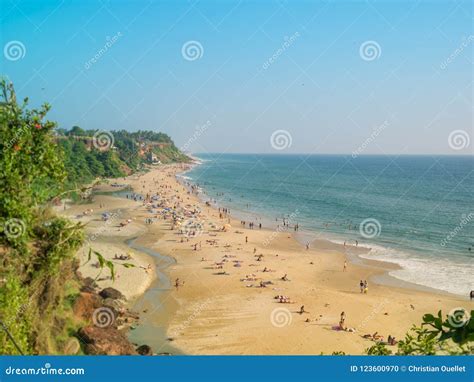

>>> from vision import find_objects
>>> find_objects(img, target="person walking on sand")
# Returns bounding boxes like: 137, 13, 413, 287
359, 280, 364, 293
245, 236, 248, 243
299, 305, 306, 314
363, 280, 368, 294
343, 260, 347, 272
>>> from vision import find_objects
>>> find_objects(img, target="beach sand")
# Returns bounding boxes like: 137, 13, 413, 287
69, 165, 473, 355
63, 189, 156, 300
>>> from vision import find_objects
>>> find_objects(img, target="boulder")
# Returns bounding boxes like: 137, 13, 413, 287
78, 326, 137, 355
102, 297, 124, 311
81, 277, 98, 293
73, 292, 103, 322
136, 344, 153, 356
99, 287, 125, 300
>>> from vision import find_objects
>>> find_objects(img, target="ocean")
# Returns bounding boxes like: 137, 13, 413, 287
181, 154, 473, 297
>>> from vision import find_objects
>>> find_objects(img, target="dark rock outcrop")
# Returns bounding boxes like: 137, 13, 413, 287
78, 326, 137, 355
99, 287, 125, 300
73, 292, 103, 322
136, 344, 153, 356
80, 277, 98, 293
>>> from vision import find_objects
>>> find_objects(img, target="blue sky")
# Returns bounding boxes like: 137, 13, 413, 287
1, 0, 472, 155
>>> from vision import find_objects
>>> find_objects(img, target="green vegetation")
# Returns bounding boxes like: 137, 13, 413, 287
2, 78, 471, 356
0, 80, 84, 354
0, 79, 188, 354
58, 127, 189, 186
85, 248, 135, 282
365, 309, 473, 355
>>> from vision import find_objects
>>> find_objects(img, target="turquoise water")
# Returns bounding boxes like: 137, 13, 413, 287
183, 154, 473, 296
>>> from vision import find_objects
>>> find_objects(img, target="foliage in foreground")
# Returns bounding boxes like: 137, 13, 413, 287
0, 80, 84, 354
365, 309, 473, 355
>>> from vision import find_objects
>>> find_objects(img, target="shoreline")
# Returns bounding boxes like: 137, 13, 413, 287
176, 166, 464, 300
179, 160, 471, 299
69, 164, 472, 355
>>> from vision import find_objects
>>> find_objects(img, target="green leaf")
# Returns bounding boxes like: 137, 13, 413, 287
433, 318, 443, 330
423, 314, 435, 323
84, 248, 92, 264
105, 260, 115, 282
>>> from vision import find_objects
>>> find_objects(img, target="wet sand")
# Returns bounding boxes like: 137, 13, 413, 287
69, 165, 473, 355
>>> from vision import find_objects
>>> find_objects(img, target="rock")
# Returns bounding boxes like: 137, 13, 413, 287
136, 344, 153, 356
64, 338, 81, 355
78, 326, 137, 355
80, 285, 96, 293
73, 292, 103, 322
102, 298, 123, 310
99, 287, 125, 300
82, 277, 98, 289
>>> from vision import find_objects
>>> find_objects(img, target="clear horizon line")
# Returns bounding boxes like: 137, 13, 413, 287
189, 152, 474, 157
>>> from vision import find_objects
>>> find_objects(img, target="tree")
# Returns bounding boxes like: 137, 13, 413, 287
0, 79, 65, 246
67, 125, 87, 136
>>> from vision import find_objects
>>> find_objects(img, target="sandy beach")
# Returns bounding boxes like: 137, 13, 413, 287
62, 185, 157, 300
68, 164, 473, 355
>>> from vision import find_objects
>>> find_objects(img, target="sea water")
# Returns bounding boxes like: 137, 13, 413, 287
183, 154, 473, 297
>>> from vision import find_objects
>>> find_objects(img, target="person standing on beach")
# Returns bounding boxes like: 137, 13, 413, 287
245, 236, 248, 243
343, 260, 347, 272
359, 280, 364, 293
